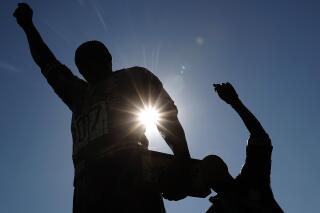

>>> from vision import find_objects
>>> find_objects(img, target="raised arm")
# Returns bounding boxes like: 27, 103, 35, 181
14, 3, 58, 69
14, 3, 87, 111
213, 83, 268, 139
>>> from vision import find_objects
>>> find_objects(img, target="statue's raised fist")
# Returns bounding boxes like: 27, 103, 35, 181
13, 3, 33, 28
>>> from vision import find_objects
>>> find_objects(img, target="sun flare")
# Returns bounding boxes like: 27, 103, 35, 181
138, 107, 160, 133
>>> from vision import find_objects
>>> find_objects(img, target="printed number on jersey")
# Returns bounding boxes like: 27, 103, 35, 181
72, 101, 108, 145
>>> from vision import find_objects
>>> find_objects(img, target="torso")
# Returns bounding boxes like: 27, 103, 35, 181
71, 68, 154, 164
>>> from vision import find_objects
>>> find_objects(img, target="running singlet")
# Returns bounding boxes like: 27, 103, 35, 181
42, 62, 177, 170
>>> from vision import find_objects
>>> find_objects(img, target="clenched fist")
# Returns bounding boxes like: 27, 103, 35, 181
213, 82, 239, 105
13, 3, 33, 28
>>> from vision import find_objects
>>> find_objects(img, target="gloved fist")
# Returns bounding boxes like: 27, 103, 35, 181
13, 3, 33, 28
213, 82, 239, 105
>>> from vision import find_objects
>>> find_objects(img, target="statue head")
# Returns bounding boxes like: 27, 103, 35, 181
75, 40, 112, 83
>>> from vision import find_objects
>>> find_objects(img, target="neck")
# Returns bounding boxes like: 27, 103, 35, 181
88, 71, 112, 85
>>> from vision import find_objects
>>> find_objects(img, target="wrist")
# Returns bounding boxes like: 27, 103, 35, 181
20, 21, 34, 31
247, 134, 271, 146
229, 97, 242, 107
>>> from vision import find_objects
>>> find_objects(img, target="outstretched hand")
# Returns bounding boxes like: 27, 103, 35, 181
213, 82, 239, 105
13, 3, 33, 28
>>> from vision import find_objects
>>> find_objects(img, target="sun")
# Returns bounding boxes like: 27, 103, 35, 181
138, 107, 160, 133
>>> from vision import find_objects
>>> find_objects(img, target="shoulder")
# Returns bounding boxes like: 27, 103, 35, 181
126, 66, 155, 76
114, 66, 162, 84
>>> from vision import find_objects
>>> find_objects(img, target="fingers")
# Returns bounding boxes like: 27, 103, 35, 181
14, 2, 31, 15
213, 83, 220, 92
213, 82, 235, 98
15, 2, 30, 13
213, 83, 224, 93
13, 2, 33, 25
17, 2, 30, 8
213, 82, 233, 89
213, 82, 228, 92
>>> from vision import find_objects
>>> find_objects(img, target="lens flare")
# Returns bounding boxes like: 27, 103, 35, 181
138, 107, 160, 133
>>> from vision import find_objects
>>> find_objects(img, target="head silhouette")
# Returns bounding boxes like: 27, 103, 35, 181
75, 40, 112, 83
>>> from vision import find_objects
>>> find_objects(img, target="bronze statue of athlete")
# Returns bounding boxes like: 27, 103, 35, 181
205, 82, 284, 213
14, 3, 191, 213
14, 2, 283, 213
141, 83, 284, 212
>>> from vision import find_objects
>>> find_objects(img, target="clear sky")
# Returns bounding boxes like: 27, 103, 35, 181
1, 0, 319, 212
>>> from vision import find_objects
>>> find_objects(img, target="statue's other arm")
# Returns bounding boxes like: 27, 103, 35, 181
156, 88, 191, 159
139, 68, 190, 159
214, 82, 270, 145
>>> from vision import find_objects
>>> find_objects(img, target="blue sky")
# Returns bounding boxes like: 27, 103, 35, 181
1, 0, 319, 212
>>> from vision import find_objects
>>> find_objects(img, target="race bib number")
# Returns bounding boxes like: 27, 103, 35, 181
72, 101, 109, 145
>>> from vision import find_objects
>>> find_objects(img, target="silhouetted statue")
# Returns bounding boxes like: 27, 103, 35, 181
139, 83, 284, 212
204, 82, 284, 213
14, 3, 191, 212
